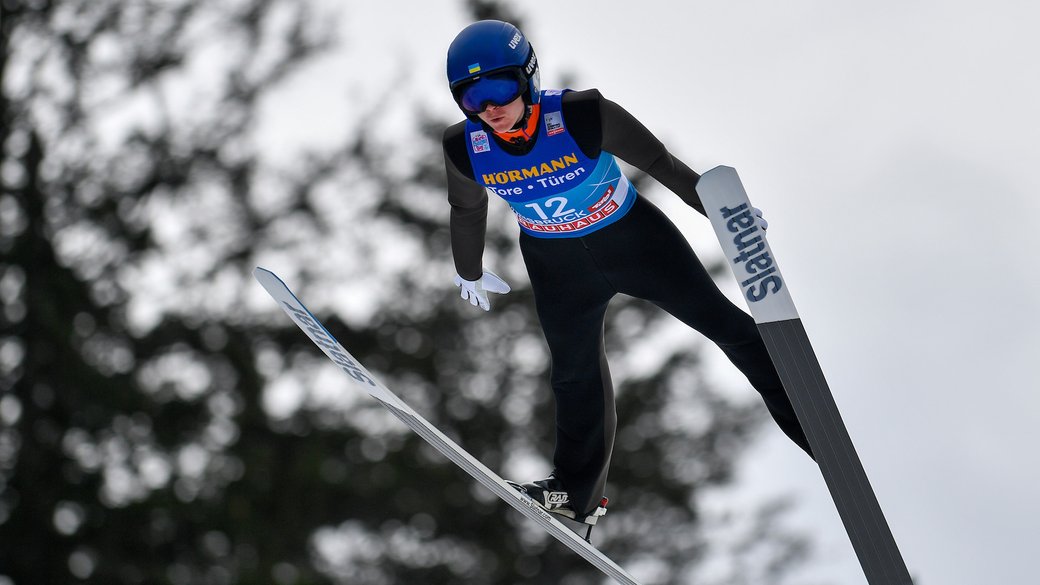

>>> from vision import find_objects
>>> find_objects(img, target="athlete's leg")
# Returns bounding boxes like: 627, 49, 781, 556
520, 234, 618, 514
592, 198, 813, 457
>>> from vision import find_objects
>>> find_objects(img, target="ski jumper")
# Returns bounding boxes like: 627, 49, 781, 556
443, 89, 813, 515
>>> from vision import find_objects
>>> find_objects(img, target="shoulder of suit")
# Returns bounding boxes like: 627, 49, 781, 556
561, 87, 604, 106
443, 120, 467, 146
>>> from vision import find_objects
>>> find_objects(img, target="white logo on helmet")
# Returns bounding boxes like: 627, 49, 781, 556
524, 53, 537, 76
509, 31, 522, 50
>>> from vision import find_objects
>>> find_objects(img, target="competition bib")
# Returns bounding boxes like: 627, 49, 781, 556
465, 89, 638, 238
508, 154, 632, 236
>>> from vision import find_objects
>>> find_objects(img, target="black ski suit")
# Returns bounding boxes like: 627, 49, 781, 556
442, 89, 813, 515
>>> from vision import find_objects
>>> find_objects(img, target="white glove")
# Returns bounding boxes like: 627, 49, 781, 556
752, 207, 768, 231
453, 269, 511, 311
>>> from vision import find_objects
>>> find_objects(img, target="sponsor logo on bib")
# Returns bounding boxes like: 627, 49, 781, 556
470, 130, 490, 154
545, 111, 565, 136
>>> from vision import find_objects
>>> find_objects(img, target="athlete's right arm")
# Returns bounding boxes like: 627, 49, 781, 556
442, 123, 489, 282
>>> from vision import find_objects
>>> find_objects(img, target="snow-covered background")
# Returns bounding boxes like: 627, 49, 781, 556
261, 1, 1040, 583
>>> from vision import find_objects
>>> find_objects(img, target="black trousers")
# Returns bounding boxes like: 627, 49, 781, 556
519, 196, 813, 515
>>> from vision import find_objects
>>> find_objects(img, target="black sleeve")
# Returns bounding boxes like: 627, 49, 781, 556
442, 122, 488, 282
562, 89, 706, 216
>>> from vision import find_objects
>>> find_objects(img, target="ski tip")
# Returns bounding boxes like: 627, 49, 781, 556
699, 165, 739, 183
703, 164, 736, 174
252, 266, 287, 293
696, 166, 747, 201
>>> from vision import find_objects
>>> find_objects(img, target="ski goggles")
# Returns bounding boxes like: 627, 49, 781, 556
455, 71, 524, 114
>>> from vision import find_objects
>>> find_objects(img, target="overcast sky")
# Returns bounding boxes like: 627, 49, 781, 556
257, 1, 1040, 583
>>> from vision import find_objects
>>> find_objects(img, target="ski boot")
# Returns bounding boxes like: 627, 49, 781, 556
506, 474, 609, 542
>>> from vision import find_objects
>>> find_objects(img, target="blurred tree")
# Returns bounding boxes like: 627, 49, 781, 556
0, 0, 815, 584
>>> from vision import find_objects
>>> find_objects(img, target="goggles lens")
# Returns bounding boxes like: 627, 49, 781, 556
458, 73, 522, 113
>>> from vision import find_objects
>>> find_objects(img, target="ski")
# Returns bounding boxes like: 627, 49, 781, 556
696, 166, 914, 585
252, 267, 642, 585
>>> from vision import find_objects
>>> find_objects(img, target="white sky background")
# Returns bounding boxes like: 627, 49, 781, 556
256, 1, 1040, 584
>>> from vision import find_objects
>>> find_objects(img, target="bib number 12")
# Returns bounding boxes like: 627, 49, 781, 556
525, 197, 576, 220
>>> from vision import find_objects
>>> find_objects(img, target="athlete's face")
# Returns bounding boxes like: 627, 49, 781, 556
477, 96, 525, 134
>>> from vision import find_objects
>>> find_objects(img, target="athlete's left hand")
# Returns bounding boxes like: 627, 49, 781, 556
753, 207, 768, 231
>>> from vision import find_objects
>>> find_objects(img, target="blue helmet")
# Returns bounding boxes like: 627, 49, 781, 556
446, 20, 540, 116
